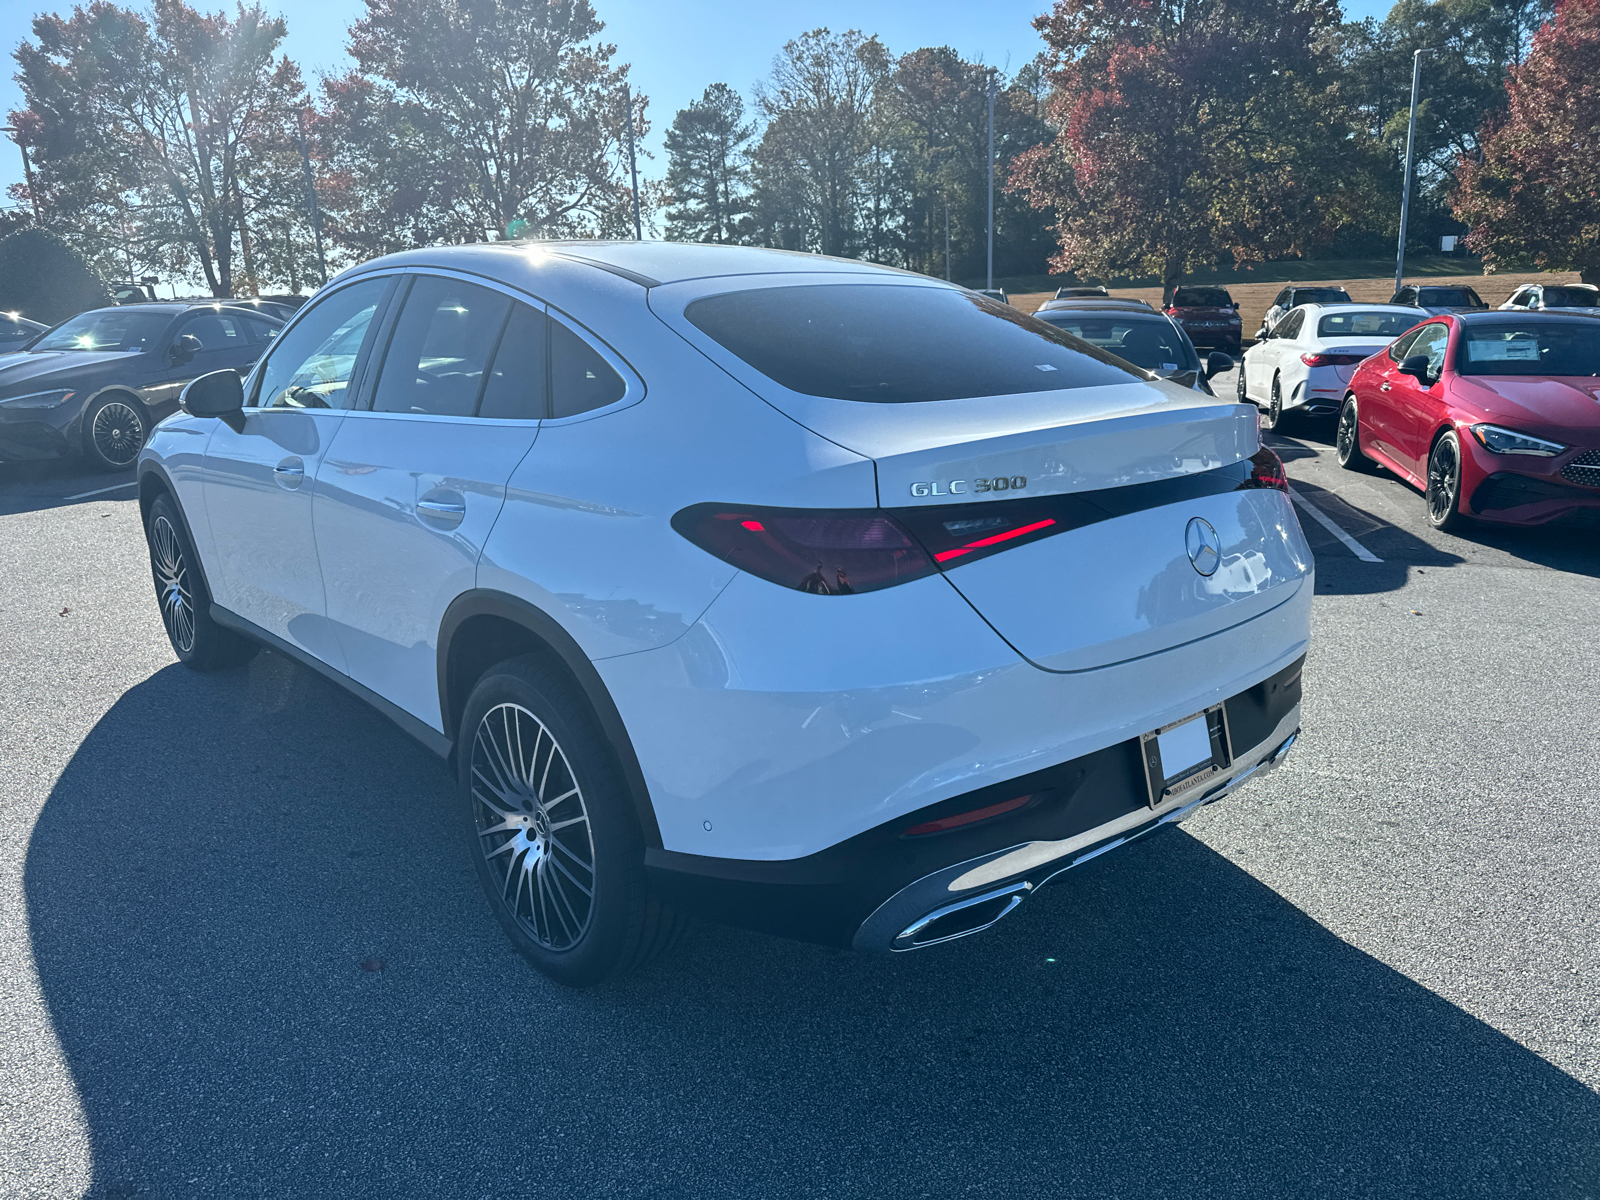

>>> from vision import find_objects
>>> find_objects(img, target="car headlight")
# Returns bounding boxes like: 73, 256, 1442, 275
0, 388, 75, 410
1469, 424, 1567, 457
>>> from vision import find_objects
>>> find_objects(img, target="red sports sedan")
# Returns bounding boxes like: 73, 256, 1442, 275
1335, 311, 1600, 530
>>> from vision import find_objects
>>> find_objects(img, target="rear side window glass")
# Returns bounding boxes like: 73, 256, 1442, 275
1542, 287, 1599, 308
177, 311, 249, 350
255, 277, 388, 410
1275, 310, 1305, 339
479, 302, 548, 420
371, 276, 512, 417
550, 320, 626, 417
241, 316, 281, 343
685, 284, 1142, 402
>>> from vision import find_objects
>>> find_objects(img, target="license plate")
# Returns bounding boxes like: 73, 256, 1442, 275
1139, 706, 1232, 808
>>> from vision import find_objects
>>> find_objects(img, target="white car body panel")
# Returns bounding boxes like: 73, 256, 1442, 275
1242, 303, 1419, 412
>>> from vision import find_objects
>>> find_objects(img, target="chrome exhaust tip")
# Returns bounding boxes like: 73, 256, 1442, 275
890, 881, 1031, 951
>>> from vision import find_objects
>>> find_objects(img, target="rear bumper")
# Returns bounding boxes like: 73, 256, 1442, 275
643, 657, 1305, 949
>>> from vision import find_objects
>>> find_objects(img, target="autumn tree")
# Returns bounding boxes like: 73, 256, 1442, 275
1453, 0, 1600, 283
664, 84, 754, 243
1011, 0, 1387, 301
13, 0, 313, 296
322, 0, 646, 251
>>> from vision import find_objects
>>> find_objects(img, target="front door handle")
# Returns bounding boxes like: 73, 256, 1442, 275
1379, 383, 1392, 392
273, 457, 305, 489
417, 494, 466, 528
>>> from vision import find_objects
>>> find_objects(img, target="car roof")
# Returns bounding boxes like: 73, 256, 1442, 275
70, 301, 285, 322
1454, 308, 1600, 323
1036, 298, 1156, 312
1293, 302, 1417, 314
1034, 304, 1171, 321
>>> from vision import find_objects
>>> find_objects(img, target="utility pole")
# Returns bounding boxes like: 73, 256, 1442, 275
294, 107, 328, 288
623, 83, 643, 241
944, 198, 951, 282
1394, 49, 1432, 296
1, 127, 40, 224
986, 71, 997, 292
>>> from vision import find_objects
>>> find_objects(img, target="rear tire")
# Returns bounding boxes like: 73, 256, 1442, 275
459, 656, 684, 987
1335, 396, 1374, 473
82, 394, 149, 472
1261, 374, 1294, 432
145, 494, 259, 670
1425, 430, 1468, 533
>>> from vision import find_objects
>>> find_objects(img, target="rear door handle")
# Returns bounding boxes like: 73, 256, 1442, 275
273, 457, 305, 489
1379, 383, 1392, 392
417, 493, 467, 528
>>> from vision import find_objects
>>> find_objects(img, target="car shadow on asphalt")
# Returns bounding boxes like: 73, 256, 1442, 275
25, 654, 1600, 1198
0, 457, 136, 515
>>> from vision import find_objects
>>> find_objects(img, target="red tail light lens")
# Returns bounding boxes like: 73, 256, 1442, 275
1238, 446, 1289, 492
902, 794, 1033, 837
671, 505, 937, 594
1300, 352, 1368, 367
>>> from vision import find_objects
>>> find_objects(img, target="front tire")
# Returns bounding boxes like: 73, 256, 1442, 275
82, 394, 148, 471
1335, 396, 1373, 473
145, 494, 259, 669
1236, 360, 1249, 403
1425, 430, 1468, 532
460, 657, 683, 987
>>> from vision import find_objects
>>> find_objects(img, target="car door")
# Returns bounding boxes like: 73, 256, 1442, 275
311, 272, 543, 730
1358, 326, 1425, 468
200, 275, 396, 668
1251, 307, 1301, 398
1385, 321, 1453, 475
151, 310, 256, 420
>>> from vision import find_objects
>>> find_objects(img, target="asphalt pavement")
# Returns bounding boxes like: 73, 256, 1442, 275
2, 401, 1598, 1198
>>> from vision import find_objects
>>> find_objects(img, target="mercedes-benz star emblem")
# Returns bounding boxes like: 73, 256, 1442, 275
1185, 517, 1222, 576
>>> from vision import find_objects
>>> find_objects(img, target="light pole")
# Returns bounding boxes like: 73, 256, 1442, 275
1394, 49, 1432, 296
986, 71, 997, 293
0, 127, 40, 224
623, 84, 643, 241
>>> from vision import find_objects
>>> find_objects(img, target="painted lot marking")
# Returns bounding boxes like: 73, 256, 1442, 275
63, 481, 138, 501
1289, 485, 1383, 563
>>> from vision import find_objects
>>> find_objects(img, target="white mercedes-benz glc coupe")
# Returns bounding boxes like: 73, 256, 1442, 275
138, 243, 1312, 986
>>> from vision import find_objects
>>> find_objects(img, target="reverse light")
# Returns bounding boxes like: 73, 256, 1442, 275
1300, 352, 1368, 367
1237, 447, 1289, 492
1469, 424, 1567, 457
0, 388, 74, 409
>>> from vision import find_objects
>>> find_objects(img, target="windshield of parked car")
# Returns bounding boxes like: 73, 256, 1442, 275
1172, 288, 1231, 307
1457, 320, 1600, 376
1033, 313, 1200, 373
30, 310, 171, 353
1417, 287, 1483, 307
1294, 288, 1351, 304
1317, 311, 1417, 339
1542, 287, 1599, 308
684, 284, 1145, 402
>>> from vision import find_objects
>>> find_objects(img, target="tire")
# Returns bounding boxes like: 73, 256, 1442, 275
1425, 429, 1468, 533
460, 656, 685, 987
1236, 359, 1249, 403
145, 494, 260, 669
82, 394, 149, 471
1335, 395, 1374, 473
1261, 374, 1293, 432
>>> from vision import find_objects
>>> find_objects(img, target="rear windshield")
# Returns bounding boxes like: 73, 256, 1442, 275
1172, 288, 1230, 307
1418, 287, 1483, 307
1034, 313, 1199, 373
1317, 311, 1416, 339
1543, 287, 1599, 308
1294, 287, 1351, 303
1456, 321, 1600, 376
684, 285, 1144, 402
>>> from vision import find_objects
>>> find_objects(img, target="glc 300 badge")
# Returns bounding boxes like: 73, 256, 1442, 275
910, 475, 1026, 498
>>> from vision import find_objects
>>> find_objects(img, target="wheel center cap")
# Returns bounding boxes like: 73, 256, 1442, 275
533, 808, 550, 839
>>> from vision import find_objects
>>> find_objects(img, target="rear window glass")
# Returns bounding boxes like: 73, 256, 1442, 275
684, 285, 1143, 402
1172, 288, 1231, 307
1317, 312, 1416, 339
1543, 287, 1599, 308
1418, 287, 1483, 307
1034, 313, 1198, 373
1294, 288, 1351, 304
1457, 321, 1600, 376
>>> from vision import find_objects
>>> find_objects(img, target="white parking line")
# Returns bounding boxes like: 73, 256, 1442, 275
1288, 486, 1383, 563
63, 481, 138, 501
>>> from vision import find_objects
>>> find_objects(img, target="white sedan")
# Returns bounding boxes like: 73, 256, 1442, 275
1238, 303, 1421, 430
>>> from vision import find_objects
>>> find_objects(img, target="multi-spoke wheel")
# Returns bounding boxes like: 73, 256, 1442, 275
1335, 395, 1373, 473
1425, 429, 1467, 532
144, 494, 258, 670
471, 702, 596, 951
1262, 374, 1292, 432
83, 395, 147, 471
459, 657, 684, 986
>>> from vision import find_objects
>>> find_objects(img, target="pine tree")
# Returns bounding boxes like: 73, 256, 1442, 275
664, 84, 754, 243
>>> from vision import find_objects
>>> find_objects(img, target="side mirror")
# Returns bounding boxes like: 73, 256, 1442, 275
1396, 354, 1433, 383
181, 368, 244, 418
1204, 351, 1234, 380
169, 332, 202, 366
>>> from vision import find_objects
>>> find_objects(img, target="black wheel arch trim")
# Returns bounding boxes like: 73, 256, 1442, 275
436, 590, 663, 848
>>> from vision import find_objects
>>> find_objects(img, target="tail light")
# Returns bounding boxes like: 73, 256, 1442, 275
902, 794, 1033, 837
1238, 447, 1288, 492
671, 506, 937, 594
1300, 352, 1368, 367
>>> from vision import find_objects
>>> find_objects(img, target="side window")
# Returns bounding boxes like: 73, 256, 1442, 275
1273, 289, 1290, 308
550, 318, 626, 418
1276, 310, 1305, 339
255, 277, 389, 410
1411, 323, 1450, 377
1527, 288, 1543, 309
370, 276, 512, 417
478, 301, 548, 420
1388, 328, 1423, 362
242, 316, 280, 343
177, 311, 249, 352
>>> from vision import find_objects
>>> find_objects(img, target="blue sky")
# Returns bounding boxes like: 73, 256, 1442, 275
1, 0, 1393, 214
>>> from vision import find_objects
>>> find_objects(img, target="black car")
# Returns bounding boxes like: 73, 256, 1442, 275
0, 312, 46, 352
1033, 306, 1233, 394
1258, 285, 1353, 337
0, 302, 281, 470
1388, 284, 1488, 316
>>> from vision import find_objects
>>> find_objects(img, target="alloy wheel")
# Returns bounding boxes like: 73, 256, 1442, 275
470, 702, 596, 951
1427, 436, 1460, 525
150, 515, 196, 653
1337, 401, 1359, 463
92, 401, 144, 467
